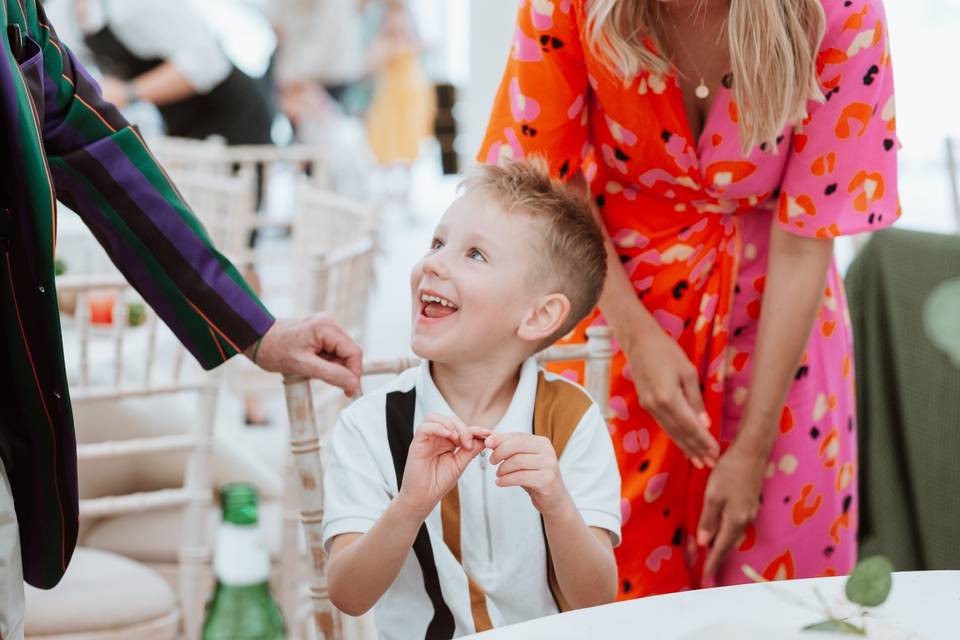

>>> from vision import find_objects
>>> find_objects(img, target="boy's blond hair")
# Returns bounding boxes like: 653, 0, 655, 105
463, 159, 607, 348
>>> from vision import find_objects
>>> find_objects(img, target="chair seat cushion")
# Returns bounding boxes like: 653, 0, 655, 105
24, 547, 178, 638
82, 500, 286, 564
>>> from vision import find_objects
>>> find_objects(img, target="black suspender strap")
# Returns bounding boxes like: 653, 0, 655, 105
385, 388, 456, 640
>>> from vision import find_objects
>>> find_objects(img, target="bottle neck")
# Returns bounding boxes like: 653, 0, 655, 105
213, 521, 271, 586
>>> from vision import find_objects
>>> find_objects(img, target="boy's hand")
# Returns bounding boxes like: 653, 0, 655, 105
397, 414, 491, 520
486, 432, 570, 518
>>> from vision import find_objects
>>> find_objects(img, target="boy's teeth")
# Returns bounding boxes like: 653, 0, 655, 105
421, 293, 457, 309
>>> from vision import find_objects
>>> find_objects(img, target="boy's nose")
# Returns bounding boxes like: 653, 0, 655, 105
421, 249, 451, 279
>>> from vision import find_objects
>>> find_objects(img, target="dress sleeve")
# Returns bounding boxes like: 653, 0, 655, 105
477, 0, 590, 180
776, 0, 899, 238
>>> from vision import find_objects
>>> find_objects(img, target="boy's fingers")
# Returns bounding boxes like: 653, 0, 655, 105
468, 427, 492, 439
485, 433, 544, 464
416, 422, 456, 444
495, 453, 546, 476
495, 469, 542, 488
427, 414, 474, 450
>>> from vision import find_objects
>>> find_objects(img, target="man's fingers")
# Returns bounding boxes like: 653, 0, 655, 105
301, 355, 360, 395
703, 516, 743, 578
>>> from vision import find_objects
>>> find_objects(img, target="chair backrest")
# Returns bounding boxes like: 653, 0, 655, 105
59, 267, 219, 639
150, 136, 329, 217
280, 326, 613, 640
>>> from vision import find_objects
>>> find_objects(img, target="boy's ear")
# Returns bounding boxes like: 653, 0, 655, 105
517, 293, 571, 344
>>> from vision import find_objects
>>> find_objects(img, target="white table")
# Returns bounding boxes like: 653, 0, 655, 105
467, 571, 959, 639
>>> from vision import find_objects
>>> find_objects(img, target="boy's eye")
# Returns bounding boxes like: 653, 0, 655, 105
430, 238, 443, 251
467, 248, 486, 263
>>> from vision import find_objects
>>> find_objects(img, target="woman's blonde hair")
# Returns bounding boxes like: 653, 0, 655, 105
585, 0, 826, 154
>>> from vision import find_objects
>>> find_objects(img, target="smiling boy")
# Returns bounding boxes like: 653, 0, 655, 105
321, 160, 620, 638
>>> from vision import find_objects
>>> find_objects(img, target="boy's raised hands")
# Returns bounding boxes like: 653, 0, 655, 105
485, 432, 570, 518
397, 413, 491, 520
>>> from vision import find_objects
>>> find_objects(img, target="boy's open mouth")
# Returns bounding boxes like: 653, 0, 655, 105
419, 292, 460, 319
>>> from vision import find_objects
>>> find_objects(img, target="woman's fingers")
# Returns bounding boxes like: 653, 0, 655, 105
652, 387, 719, 462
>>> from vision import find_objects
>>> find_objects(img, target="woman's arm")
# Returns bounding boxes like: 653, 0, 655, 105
698, 223, 834, 576
568, 173, 719, 466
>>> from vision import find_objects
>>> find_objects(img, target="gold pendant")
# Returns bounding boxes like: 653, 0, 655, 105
695, 80, 709, 100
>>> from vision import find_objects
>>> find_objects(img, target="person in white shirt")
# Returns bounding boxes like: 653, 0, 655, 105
322, 160, 622, 638
73, 0, 276, 145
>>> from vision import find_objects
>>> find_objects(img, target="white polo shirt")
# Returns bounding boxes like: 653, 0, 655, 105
322, 357, 622, 639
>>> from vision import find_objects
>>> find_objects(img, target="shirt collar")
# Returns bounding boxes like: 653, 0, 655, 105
416, 356, 540, 433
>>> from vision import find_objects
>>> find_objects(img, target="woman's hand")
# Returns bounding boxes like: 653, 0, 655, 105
623, 328, 720, 468
696, 442, 767, 577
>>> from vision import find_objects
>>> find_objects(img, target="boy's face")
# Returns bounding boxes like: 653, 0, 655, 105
410, 190, 542, 363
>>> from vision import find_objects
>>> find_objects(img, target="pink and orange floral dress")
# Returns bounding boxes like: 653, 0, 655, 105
480, 0, 899, 597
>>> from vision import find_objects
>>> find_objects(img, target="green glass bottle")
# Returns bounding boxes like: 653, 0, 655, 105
201, 483, 286, 640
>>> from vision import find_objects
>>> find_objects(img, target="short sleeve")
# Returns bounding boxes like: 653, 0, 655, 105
558, 404, 622, 546
477, 0, 590, 180
113, 0, 232, 93
776, 0, 899, 238
321, 409, 392, 551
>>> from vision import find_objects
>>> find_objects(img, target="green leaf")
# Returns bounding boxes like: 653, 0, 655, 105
846, 555, 894, 607
803, 619, 867, 635
54, 258, 67, 276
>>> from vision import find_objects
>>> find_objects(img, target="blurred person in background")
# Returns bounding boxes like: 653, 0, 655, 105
269, 0, 375, 198
73, 0, 276, 145
269, 0, 365, 119
365, 0, 435, 213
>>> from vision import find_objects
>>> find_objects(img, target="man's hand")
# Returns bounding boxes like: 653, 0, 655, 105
397, 414, 490, 520
485, 432, 570, 517
246, 314, 363, 395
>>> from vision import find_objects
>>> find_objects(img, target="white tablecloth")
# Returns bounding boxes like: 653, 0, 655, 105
467, 571, 959, 639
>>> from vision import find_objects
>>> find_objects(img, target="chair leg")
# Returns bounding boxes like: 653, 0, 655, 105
283, 375, 343, 640
179, 385, 218, 640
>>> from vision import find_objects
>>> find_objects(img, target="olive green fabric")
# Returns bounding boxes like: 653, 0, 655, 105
845, 228, 960, 571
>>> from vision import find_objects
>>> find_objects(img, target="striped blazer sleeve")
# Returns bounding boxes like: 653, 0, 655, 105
30, 1, 274, 369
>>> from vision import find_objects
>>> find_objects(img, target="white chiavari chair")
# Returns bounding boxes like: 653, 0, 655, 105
280, 326, 613, 640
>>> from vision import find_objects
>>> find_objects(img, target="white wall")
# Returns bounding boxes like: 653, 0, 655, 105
458, 0, 516, 169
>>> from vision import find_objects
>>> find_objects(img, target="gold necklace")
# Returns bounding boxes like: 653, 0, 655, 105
666, 13, 726, 100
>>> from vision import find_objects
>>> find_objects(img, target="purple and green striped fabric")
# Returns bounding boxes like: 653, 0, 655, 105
1, 0, 274, 588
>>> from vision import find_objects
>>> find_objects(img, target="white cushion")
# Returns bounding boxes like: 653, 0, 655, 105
73, 396, 283, 500
24, 547, 177, 638
82, 500, 287, 563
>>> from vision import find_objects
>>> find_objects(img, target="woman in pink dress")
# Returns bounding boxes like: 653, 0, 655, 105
480, 0, 898, 597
